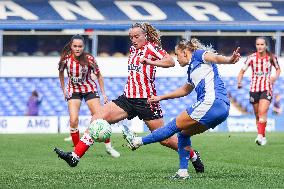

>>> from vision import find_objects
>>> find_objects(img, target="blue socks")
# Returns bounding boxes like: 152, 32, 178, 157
142, 118, 181, 145
177, 132, 192, 169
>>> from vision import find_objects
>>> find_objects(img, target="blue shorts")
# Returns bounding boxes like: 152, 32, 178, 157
186, 99, 230, 129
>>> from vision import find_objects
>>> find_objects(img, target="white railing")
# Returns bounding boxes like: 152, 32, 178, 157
1, 57, 283, 77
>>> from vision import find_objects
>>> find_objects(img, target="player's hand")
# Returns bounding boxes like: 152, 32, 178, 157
140, 57, 151, 65
270, 75, 277, 85
63, 90, 69, 101
148, 95, 162, 103
229, 47, 241, 64
103, 95, 108, 104
237, 82, 242, 89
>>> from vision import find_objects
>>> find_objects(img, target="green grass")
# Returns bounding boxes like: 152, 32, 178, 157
0, 133, 284, 189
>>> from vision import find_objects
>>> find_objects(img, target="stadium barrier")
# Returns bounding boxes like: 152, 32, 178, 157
0, 116, 144, 134
58, 116, 144, 133
215, 117, 277, 132
160, 115, 284, 133
213, 115, 283, 132
1, 57, 284, 77
0, 115, 283, 134
0, 116, 58, 134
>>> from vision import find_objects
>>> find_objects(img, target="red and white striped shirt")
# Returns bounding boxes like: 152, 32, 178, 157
242, 52, 280, 92
124, 42, 168, 98
59, 53, 99, 96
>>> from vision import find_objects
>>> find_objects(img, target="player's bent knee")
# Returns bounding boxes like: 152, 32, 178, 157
160, 138, 174, 147
102, 112, 113, 122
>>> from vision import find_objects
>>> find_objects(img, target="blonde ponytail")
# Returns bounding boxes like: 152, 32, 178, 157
175, 38, 215, 52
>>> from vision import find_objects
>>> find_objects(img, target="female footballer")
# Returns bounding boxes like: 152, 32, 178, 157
123, 38, 240, 179
238, 37, 281, 146
58, 34, 120, 157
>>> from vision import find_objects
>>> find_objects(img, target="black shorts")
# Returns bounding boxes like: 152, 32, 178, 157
112, 95, 163, 121
249, 91, 272, 104
67, 92, 99, 102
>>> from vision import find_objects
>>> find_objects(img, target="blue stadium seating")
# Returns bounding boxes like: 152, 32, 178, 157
0, 77, 283, 117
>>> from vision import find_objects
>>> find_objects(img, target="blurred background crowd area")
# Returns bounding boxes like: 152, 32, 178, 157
2, 31, 283, 57
0, 29, 283, 118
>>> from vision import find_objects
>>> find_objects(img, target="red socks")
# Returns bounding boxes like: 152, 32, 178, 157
71, 130, 109, 159
189, 149, 198, 162
70, 128, 80, 146
74, 133, 94, 158
104, 138, 110, 144
189, 149, 195, 159
257, 122, 267, 137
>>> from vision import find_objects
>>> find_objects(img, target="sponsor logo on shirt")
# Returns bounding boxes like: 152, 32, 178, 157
128, 64, 141, 72
71, 77, 85, 84
254, 71, 269, 76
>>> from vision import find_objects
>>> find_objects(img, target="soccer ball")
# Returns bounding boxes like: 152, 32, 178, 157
88, 119, 112, 142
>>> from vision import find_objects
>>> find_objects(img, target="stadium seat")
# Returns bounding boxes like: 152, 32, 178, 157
98, 52, 110, 57
47, 51, 60, 56
17, 52, 29, 56
3, 51, 14, 56
32, 51, 45, 56
112, 52, 125, 57
0, 77, 282, 116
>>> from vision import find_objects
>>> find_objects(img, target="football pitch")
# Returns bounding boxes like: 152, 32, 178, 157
0, 133, 283, 189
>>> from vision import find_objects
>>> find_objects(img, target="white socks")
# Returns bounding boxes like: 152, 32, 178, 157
72, 152, 80, 160
136, 137, 143, 145
105, 142, 112, 149
177, 169, 189, 176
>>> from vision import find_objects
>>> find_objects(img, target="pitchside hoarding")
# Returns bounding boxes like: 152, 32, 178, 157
0, 115, 283, 133
0, 116, 58, 133
59, 116, 144, 133
0, 116, 144, 134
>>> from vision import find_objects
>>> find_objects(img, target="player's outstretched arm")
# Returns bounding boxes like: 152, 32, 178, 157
140, 54, 175, 68
204, 47, 241, 64
149, 83, 194, 103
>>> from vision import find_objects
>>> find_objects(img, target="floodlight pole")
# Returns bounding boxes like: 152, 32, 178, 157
0, 30, 3, 76
92, 33, 98, 57
183, 30, 191, 40
275, 31, 281, 57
